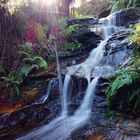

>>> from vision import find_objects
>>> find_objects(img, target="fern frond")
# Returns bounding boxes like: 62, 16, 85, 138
33, 57, 48, 69
23, 58, 34, 63
16, 64, 32, 83
18, 51, 32, 58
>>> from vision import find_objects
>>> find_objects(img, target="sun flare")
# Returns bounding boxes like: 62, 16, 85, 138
32, 0, 56, 6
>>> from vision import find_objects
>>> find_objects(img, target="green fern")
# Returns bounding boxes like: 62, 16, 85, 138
18, 51, 48, 69
16, 64, 32, 83
33, 57, 48, 69
106, 68, 140, 112
1, 75, 20, 95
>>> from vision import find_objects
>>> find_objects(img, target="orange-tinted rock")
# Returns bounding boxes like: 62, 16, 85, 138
88, 135, 105, 140
0, 103, 22, 114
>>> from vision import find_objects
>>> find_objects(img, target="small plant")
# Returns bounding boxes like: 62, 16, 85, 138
64, 24, 80, 36
1, 64, 33, 95
18, 51, 48, 69
129, 24, 140, 50
106, 68, 140, 113
0, 48, 48, 95
64, 40, 83, 52
1, 74, 20, 95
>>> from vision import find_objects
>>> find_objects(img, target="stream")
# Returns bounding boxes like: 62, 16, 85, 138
16, 11, 126, 140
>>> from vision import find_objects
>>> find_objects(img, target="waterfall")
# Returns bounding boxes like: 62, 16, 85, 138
84, 37, 109, 65
17, 12, 124, 140
99, 12, 123, 38
75, 77, 99, 116
37, 80, 54, 104
62, 74, 72, 116
17, 78, 99, 140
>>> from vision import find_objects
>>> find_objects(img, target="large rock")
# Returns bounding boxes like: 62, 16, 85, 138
111, 8, 140, 26
69, 24, 102, 52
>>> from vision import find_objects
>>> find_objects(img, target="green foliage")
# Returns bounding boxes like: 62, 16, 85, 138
1, 64, 33, 95
129, 24, 140, 50
72, 10, 94, 19
1, 74, 20, 95
18, 51, 48, 69
106, 68, 140, 113
129, 23, 140, 70
0, 47, 48, 95
109, 0, 140, 13
64, 24, 80, 36
106, 24, 140, 113
131, 55, 140, 70
111, 2, 126, 13
33, 57, 48, 69
64, 40, 83, 52
16, 64, 32, 84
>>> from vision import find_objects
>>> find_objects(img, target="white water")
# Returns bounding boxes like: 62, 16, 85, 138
37, 80, 54, 104
75, 77, 99, 116
17, 12, 123, 140
62, 74, 72, 116
17, 78, 99, 140
99, 12, 123, 38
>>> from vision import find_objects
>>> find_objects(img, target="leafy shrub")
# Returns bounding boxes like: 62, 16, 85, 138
64, 24, 80, 36
129, 24, 140, 50
106, 69, 140, 113
64, 40, 83, 52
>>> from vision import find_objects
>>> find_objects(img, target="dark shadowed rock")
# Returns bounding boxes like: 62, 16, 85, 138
111, 8, 140, 26
67, 18, 98, 26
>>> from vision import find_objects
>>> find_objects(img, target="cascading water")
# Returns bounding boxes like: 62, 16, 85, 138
37, 80, 54, 104
17, 77, 99, 140
75, 77, 99, 116
99, 11, 123, 38
17, 12, 124, 140
62, 74, 72, 116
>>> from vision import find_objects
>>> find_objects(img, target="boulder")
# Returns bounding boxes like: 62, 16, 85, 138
69, 25, 102, 52
112, 8, 140, 26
